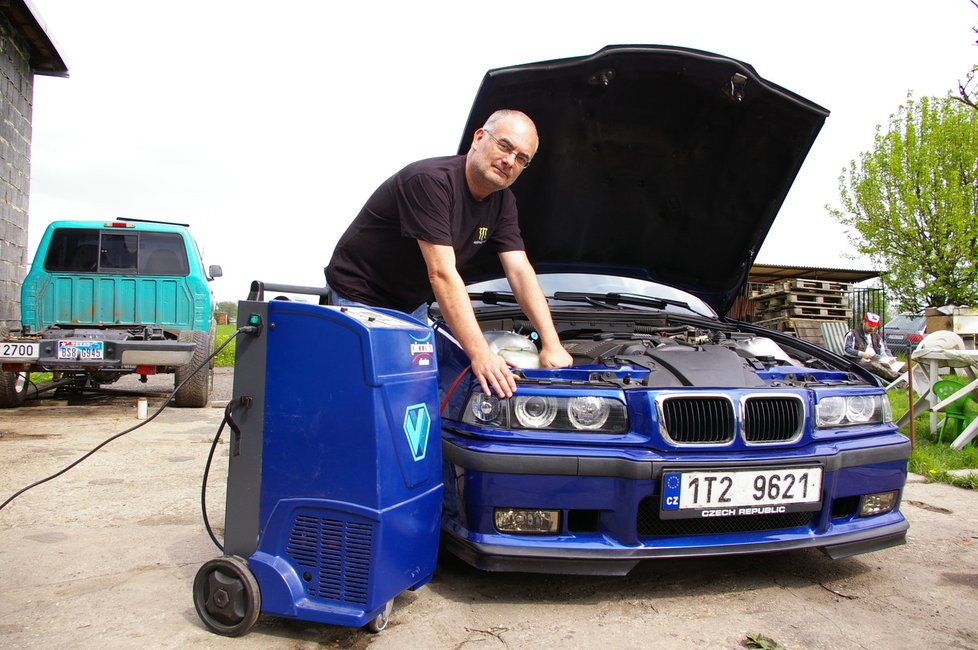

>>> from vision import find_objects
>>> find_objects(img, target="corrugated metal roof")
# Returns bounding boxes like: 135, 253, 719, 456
748, 263, 880, 285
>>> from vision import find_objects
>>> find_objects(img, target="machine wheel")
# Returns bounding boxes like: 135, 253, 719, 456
0, 370, 29, 408
365, 599, 394, 633
193, 556, 261, 637
174, 329, 212, 407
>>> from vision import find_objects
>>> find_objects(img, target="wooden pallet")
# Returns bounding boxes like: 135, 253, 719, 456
792, 319, 830, 348
752, 292, 850, 311
767, 279, 852, 294
753, 315, 793, 333
751, 316, 851, 348
756, 305, 853, 320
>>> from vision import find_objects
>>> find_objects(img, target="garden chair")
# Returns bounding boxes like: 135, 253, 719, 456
931, 378, 978, 444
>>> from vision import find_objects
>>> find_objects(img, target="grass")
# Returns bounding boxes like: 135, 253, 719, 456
889, 385, 978, 488
744, 633, 785, 650
215, 323, 236, 367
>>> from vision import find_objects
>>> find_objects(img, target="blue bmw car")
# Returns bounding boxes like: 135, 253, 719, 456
431, 46, 909, 576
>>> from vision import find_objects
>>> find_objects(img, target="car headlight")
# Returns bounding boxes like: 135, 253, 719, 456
816, 394, 890, 427
846, 395, 875, 422
567, 396, 612, 430
817, 396, 846, 426
462, 391, 628, 433
514, 395, 558, 428
469, 393, 504, 426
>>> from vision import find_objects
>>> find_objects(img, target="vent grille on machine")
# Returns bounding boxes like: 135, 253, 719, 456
286, 513, 374, 605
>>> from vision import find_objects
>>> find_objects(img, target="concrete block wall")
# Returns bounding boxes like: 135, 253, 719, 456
0, 11, 33, 333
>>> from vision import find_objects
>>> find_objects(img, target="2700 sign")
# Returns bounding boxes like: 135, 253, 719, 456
0, 341, 39, 361
660, 467, 823, 519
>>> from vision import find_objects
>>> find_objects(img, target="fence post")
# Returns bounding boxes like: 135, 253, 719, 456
907, 354, 915, 449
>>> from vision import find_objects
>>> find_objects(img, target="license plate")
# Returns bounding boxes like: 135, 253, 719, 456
889, 334, 905, 340
57, 340, 104, 360
0, 341, 39, 361
660, 467, 822, 519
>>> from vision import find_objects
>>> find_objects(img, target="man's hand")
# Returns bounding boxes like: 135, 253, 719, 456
499, 250, 574, 372
419, 240, 520, 398
470, 348, 518, 398
539, 345, 573, 369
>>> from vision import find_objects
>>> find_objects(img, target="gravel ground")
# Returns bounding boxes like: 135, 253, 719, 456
1, 368, 977, 649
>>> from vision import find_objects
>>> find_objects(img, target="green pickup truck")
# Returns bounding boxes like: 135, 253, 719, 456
0, 219, 222, 408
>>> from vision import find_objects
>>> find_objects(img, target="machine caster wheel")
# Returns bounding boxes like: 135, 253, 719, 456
193, 556, 261, 637
365, 599, 394, 633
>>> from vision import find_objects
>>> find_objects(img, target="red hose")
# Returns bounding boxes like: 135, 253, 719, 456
440, 365, 472, 414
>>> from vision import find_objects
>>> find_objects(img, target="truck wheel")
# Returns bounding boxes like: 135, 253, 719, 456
0, 370, 29, 408
174, 330, 212, 407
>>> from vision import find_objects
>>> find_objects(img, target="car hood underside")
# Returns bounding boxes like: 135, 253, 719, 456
456, 45, 830, 315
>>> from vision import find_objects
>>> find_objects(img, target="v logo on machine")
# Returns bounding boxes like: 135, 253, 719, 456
403, 404, 431, 461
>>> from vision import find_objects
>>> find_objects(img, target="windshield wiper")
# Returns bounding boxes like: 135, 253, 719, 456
551, 291, 626, 309
553, 291, 676, 310
468, 290, 519, 305
472, 290, 692, 313
609, 292, 693, 311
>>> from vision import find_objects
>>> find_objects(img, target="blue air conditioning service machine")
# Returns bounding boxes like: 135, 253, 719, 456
193, 287, 443, 636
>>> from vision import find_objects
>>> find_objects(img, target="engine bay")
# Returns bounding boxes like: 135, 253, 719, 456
476, 313, 867, 389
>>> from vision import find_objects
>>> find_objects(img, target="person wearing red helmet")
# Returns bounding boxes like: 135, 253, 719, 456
843, 312, 900, 379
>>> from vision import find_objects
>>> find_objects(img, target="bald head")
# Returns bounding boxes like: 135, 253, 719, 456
464, 109, 538, 200
483, 110, 539, 156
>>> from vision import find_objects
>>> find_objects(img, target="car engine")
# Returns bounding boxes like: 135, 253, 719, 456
483, 318, 866, 390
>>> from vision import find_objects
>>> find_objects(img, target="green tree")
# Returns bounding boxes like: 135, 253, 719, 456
216, 300, 237, 319
828, 94, 978, 312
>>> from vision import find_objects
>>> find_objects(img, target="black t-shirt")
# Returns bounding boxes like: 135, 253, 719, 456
325, 155, 524, 312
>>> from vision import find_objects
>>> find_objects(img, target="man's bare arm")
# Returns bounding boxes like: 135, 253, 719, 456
499, 250, 573, 368
418, 240, 517, 397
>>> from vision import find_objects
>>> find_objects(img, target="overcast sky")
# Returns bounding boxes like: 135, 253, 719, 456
24, 0, 978, 302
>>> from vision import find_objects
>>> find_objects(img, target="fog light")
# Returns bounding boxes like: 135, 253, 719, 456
493, 508, 560, 534
859, 491, 898, 516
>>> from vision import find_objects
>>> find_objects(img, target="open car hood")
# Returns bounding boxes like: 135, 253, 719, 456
456, 45, 829, 315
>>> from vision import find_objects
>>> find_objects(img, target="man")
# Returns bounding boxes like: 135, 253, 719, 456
325, 109, 573, 398
843, 312, 901, 380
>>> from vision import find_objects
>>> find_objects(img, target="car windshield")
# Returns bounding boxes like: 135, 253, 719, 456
466, 273, 717, 318
885, 314, 925, 330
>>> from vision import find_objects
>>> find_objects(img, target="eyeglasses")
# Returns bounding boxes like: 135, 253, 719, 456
484, 129, 532, 168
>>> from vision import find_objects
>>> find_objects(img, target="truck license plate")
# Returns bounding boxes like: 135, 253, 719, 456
57, 340, 104, 360
0, 341, 39, 361
660, 467, 822, 519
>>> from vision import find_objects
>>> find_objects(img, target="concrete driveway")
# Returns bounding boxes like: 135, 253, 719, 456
1, 369, 977, 650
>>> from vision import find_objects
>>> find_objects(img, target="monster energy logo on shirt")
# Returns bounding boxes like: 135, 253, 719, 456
473, 226, 488, 245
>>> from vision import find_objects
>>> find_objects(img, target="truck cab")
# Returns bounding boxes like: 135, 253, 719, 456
0, 219, 222, 407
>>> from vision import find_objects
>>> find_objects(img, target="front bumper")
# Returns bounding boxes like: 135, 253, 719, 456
441, 433, 910, 576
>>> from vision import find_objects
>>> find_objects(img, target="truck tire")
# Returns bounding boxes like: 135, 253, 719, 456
0, 370, 29, 408
174, 330, 212, 407
0, 324, 29, 408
